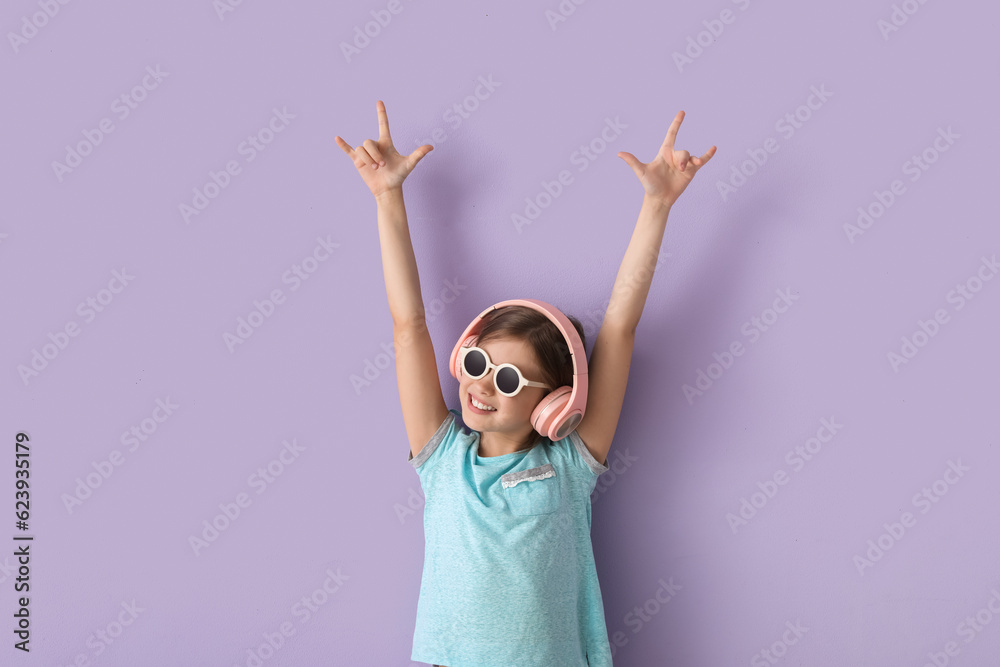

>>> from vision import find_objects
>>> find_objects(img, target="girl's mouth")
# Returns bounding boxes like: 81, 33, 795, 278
468, 392, 496, 414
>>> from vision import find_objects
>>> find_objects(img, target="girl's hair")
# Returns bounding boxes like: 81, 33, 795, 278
474, 305, 587, 399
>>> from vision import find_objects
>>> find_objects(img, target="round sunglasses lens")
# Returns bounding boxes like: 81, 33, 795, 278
496, 367, 520, 395
464, 349, 487, 377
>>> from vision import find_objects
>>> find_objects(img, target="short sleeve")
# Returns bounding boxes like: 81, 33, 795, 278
563, 429, 610, 477
407, 409, 460, 473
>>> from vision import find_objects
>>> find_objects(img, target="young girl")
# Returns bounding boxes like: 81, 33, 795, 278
336, 101, 715, 667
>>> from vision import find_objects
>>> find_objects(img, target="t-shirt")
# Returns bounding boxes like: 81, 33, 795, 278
408, 408, 612, 667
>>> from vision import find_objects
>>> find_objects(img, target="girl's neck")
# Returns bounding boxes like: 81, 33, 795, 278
479, 430, 541, 457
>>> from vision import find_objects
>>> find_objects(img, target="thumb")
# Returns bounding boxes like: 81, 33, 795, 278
407, 144, 433, 170
617, 151, 644, 179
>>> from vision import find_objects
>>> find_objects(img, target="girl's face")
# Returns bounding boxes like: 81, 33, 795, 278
459, 337, 550, 449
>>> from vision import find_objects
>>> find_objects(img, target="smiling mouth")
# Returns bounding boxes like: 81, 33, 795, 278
468, 392, 496, 412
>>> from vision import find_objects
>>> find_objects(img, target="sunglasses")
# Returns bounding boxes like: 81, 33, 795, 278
459, 346, 551, 397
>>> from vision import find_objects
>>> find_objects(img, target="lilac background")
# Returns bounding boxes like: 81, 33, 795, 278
2, 1, 999, 665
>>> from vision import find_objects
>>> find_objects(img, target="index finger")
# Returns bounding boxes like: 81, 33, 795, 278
377, 100, 392, 143
659, 110, 684, 158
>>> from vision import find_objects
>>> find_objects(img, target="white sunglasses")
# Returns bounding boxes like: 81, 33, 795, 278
459, 346, 551, 397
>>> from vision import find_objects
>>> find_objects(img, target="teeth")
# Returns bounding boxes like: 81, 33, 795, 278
471, 395, 495, 411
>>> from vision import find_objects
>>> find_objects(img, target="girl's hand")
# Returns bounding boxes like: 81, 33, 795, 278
617, 110, 716, 206
335, 100, 433, 199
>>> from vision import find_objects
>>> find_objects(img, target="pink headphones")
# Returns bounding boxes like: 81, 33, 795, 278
449, 298, 588, 441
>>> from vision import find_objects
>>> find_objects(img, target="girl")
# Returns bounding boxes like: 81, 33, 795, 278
336, 101, 715, 667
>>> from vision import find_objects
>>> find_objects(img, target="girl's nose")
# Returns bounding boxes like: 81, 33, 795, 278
473, 374, 495, 396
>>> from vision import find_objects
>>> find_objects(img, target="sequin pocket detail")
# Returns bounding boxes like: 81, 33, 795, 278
501, 464, 561, 516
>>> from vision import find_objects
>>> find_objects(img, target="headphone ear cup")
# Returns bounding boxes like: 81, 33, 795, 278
531, 386, 573, 440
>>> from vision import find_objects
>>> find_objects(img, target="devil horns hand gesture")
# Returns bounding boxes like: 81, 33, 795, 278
335, 100, 433, 199
617, 110, 716, 206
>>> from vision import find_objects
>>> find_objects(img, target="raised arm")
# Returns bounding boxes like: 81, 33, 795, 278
575, 110, 716, 467
336, 101, 449, 460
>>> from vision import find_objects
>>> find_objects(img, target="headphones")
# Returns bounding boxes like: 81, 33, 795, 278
449, 298, 588, 441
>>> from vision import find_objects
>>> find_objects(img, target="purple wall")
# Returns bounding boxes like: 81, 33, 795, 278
3, 1, 998, 665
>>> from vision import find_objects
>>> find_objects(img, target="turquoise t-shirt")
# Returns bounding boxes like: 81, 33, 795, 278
408, 408, 612, 666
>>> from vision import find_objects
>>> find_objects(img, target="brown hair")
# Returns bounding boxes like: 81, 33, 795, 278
474, 305, 587, 399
